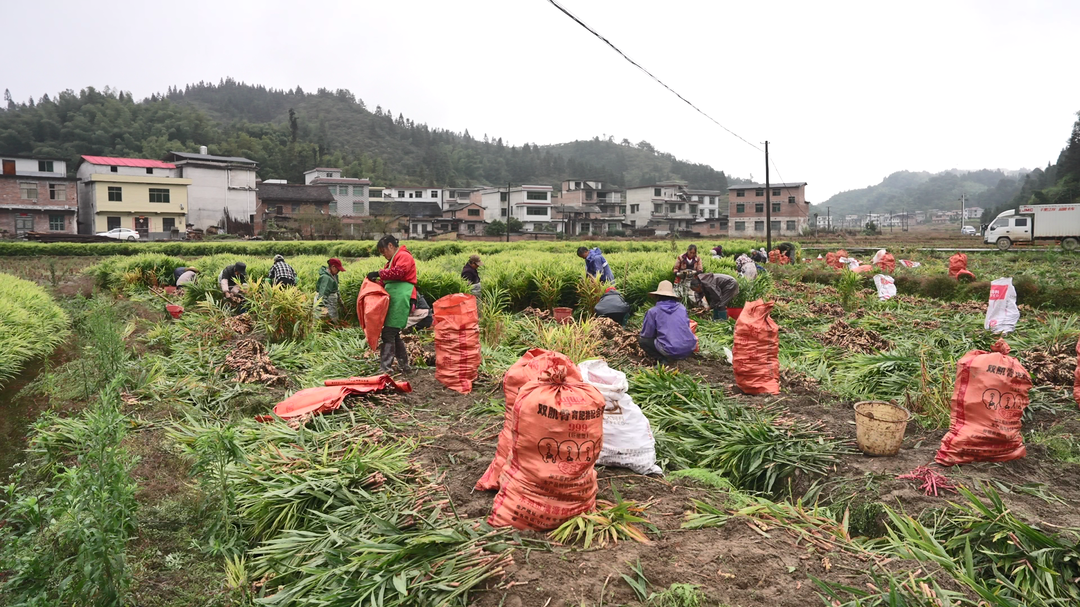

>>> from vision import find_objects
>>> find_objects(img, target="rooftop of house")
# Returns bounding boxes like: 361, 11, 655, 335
445, 202, 483, 212
728, 182, 807, 190
553, 204, 602, 213
369, 201, 443, 217
81, 155, 176, 169
310, 177, 372, 185
163, 151, 257, 165
686, 189, 723, 195
257, 183, 336, 203
307, 167, 341, 173
0, 153, 69, 161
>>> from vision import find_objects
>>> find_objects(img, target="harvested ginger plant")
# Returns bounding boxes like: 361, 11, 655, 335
1022, 345, 1077, 387
590, 316, 645, 359
819, 320, 893, 354
226, 337, 287, 385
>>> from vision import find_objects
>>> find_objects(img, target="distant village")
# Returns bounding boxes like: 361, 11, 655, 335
816, 207, 984, 231
2, 149, 822, 240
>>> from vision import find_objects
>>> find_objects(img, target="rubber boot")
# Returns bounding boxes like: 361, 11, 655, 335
379, 340, 396, 374
394, 334, 412, 375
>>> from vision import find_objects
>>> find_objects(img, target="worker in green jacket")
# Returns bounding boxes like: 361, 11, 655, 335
316, 258, 345, 322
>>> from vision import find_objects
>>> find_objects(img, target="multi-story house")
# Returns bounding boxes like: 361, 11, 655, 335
254, 182, 336, 237
384, 186, 443, 208
625, 181, 696, 235
304, 167, 371, 217
477, 185, 554, 232
687, 189, 727, 235
76, 156, 190, 239
557, 179, 625, 235
727, 182, 809, 238
440, 202, 487, 235
963, 206, 984, 220
369, 200, 443, 239
164, 148, 258, 233
441, 187, 485, 211
0, 155, 78, 236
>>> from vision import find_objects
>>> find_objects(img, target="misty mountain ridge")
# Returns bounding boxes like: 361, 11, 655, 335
819, 168, 1031, 217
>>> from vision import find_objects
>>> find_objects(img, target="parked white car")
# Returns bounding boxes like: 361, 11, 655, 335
96, 227, 140, 240
960, 225, 977, 236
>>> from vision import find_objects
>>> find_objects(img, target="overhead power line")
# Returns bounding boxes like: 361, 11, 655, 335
546, 0, 762, 153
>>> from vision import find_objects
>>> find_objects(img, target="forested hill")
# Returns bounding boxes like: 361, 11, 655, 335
820, 169, 1027, 217
0, 79, 733, 190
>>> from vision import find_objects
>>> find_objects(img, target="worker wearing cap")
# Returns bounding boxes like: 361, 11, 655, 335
461, 254, 482, 297
317, 258, 345, 322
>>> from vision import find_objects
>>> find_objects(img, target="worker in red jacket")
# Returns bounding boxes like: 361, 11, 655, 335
367, 235, 418, 374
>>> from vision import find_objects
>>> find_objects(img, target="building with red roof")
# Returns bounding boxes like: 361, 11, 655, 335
76, 156, 191, 238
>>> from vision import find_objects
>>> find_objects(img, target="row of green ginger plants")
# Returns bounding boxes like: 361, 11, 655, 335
0, 273, 69, 387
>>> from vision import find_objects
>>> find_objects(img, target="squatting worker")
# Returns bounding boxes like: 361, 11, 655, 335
639, 280, 697, 365
690, 273, 739, 321
673, 244, 704, 283
461, 254, 482, 297
594, 286, 630, 326
176, 267, 198, 287
711, 244, 724, 258
577, 246, 614, 283
778, 242, 796, 263
317, 258, 345, 322
403, 292, 433, 334
267, 254, 297, 286
219, 261, 246, 296
368, 235, 417, 374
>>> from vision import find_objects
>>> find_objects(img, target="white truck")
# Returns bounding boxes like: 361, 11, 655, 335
983, 203, 1080, 251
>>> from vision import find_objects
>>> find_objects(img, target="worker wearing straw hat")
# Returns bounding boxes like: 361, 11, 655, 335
639, 280, 697, 365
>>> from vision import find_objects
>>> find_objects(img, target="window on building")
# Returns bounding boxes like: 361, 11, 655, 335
353, 201, 365, 214
677, 204, 685, 211
291, 204, 299, 212
754, 221, 764, 232
630, 204, 639, 213
526, 207, 548, 216
48, 214, 65, 231
619, 205, 627, 214
608, 223, 619, 232
771, 220, 781, 232
412, 224, 418, 234
431, 190, 438, 198
709, 209, 715, 218
689, 205, 698, 215
735, 221, 746, 231
585, 191, 593, 201
15, 214, 33, 234
19, 182, 38, 199
146, 167, 154, 175
448, 190, 457, 198
354, 186, 364, 196
148, 188, 170, 203
499, 192, 508, 202
654, 204, 662, 214
581, 223, 590, 233
108, 186, 122, 201
788, 196, 796, 204
500, 208, 507, 217
110, 166, 118, 173
736, 190, 745, 197
630, 219, 637, 227
326, 172, 333, 178
736, 203, 745, 213
772, 188, 781, 196
38, 160, 54, 172
786, 220, 796, 231
467, 208, 481, 217
398, 190, 405, 198
710, 196, 716, 204
526, 191, 547, 201
49, 183, 66, 200
575, 181, 582, 189
107, 216, 121, 230
700, 209, 705, 218
772, 202, 781, 213
654, 187, 662, 197
755, 188, 764, 197
467, 223, 475, 233
408, 191, 414, 198
329, 202, 337, 214
163, 218, 176, 232
755, 203, 763, 213
276, 206, 284, 215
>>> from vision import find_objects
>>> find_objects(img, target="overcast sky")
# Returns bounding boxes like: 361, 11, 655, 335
5, 0, 1079, 200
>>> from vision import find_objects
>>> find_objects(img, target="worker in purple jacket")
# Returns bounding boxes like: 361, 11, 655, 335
638, 280, 698, 365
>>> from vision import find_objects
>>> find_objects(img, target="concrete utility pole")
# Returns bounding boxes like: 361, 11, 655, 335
764, 141, 772, 253
506, 182, 511, 242
827, 206, 831, 233
959, 193, 966, 233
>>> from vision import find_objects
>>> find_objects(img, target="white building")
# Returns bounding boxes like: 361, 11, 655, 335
963, 206, 984, 220
624, 181, 695, 235
477, 185, 554, 231
304, 167, 371, 216
383, 186, 443, 208
163, 150, 258, 233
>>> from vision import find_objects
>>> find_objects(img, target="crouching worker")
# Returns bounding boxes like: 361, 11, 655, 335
403, 292, 433, 334
367, 235, 417, 374
317, 258, 345, 322
639, 280, 697, 365
690, 273, 739, 320
594, 286, 630, 326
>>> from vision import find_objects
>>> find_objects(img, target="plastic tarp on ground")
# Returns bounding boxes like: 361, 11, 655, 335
259, 374, 412, 421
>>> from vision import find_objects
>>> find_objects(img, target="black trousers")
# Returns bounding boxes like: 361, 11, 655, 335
639, 336, 668, 362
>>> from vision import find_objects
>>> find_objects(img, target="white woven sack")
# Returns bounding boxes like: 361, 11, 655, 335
873, 274, 896, 301
578, 360, 662, 475
985, 277, 1020, 334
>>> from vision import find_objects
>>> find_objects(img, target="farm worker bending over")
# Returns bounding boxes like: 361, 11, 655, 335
461, 254, 482, 297
735, 254, 757, 280
711, 244, 724, 258
267, 254, 297, 286
219, 262, 246, 296
577, 246, 614, 283
367, 235, 417, 374
690, 273, 739, 321
175, 267, 198, 286
594, 286, 630, 326
316, 258, 345, 322
777, 242, 796, 263
673, 244, 704, 283
639, 280, 697, 365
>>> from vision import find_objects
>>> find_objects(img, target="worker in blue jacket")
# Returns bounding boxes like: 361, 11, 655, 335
577, 246, 614, 283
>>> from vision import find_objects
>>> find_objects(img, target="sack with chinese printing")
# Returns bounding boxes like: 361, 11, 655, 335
871, 249, 896, 273
985, 277, 1020, 334
873, 274, 897, 301
488, 366, 605, 531
732, 299, 780, 395
433, 293, 481, 394
578, 359, 661, 476
474, 349, 581, 491
949, 253, 975, 281
935, 339, 1031, 466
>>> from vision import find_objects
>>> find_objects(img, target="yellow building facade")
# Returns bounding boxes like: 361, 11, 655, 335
85, 174, 191, 234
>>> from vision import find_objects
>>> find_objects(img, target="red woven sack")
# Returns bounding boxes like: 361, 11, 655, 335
356, 279, 389, 351
488, 367, 604, 531
874, 253, 896, 274
768, 250, 789, 265
433, 293, 481, 394
733, 299, 780, 395
948, 253, 968, 278
475, 349, 581, 491
935, 340, 1031, 466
